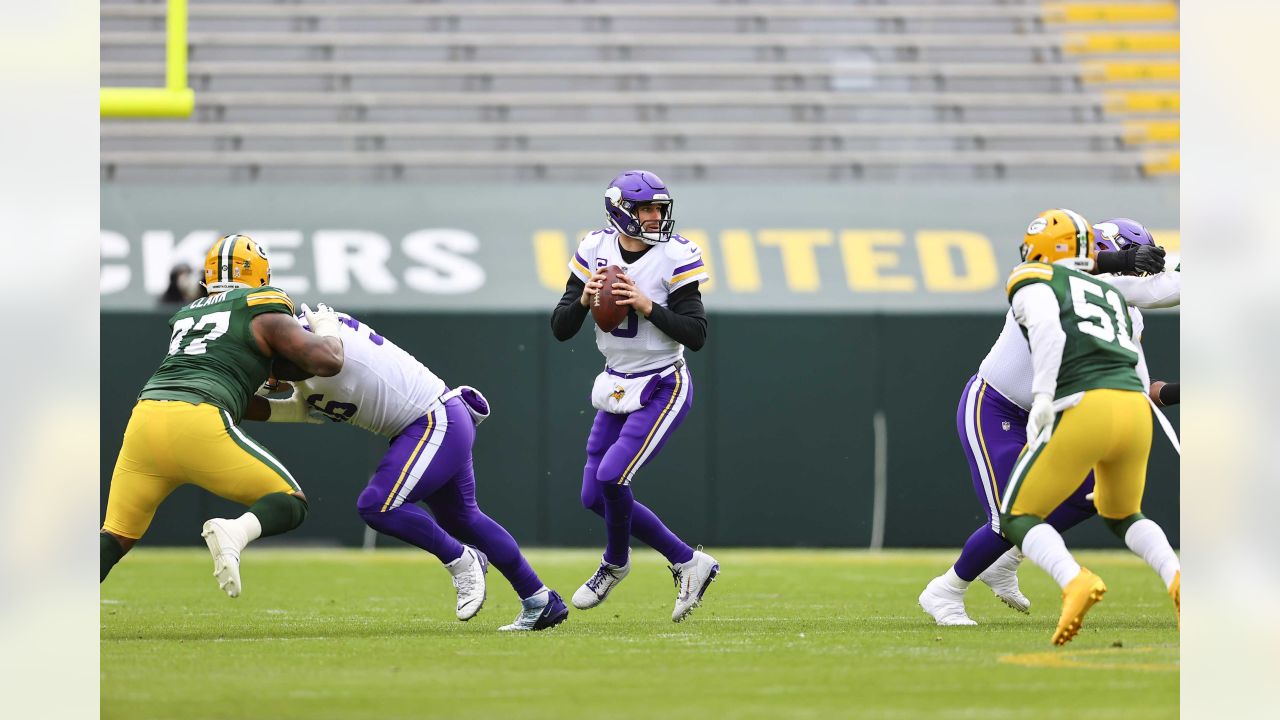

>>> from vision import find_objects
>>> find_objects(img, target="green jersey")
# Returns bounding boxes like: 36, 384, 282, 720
139, 286, 296, 421
1006, 262, 1144, 400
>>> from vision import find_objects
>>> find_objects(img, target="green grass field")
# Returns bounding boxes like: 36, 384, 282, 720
101, 548, 1178, 720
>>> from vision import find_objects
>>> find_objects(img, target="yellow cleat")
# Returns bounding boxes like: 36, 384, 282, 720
1053, 568, 1107, 646
1169, 571, 1180, 628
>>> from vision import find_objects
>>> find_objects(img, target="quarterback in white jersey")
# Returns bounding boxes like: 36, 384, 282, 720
920, 216, 1180, 627
550, 170, 720, 623
252, 307, 569, 632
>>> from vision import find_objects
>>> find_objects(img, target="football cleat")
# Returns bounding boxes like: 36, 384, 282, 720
1169, 571, 1180, 628
572, 557, 631, 610
979, 552, 1031, 614
499, 589, 570, 632
671, 548, 719, 623
1053, 568, 1107, 646
919, 575, 977, 626
201, 518, 248, 598
446, 546, 488, 621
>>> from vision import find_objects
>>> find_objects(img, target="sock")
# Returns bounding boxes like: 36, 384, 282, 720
522, 586, 550, 604
361, 502, 465, 564
227, 512, 263, 545
626, 501, 695, 565
952, 523, 1013, 582
600, 483, 634, 567
248, 492, 308, 538
100, 532, 126, 582
941, 567, 970, 591
980, 547, 1024, 582
1021, 523, 1082, 589
444, 547, 472, 571
1124, 518, 1180, 588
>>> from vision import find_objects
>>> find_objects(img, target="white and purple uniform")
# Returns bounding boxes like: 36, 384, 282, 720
294, 315, 543, 599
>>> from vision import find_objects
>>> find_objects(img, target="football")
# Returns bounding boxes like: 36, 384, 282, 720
591, 264, 629, 332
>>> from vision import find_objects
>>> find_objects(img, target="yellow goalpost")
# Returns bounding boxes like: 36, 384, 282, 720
101, 0, 194, 118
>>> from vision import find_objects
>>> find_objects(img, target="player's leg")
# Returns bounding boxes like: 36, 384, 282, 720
101, 401, 181, 581
1092, 392, 1179, 622
356, 403, 489, 619
597, 366, 715, 621
1001, 394, 1112, 645
572, 410, 634, 609
180, 403, 309, 597
424, 408, 569, 631
921, 378, 1028, 624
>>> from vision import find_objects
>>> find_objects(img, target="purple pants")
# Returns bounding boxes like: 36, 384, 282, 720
580, 363, 696, 566
356, 396, 543, 599
952, 375, 1095, 581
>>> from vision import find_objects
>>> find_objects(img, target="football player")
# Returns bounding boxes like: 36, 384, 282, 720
100, 235, 343, 597
256, 312, 569, 632
549, 170, 719, 622
1003, 209, 1179, 644
920, 217, 1180, 626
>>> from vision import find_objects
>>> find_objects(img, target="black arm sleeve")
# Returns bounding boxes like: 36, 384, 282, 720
1094, 249, 1129, 275
647, 283, 708, 351
1158, 381, 1179, 406
550, 275, 591, 341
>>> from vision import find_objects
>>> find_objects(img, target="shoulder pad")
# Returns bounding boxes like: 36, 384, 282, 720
663, 234, 703, 261
1005, 262, 1054, 302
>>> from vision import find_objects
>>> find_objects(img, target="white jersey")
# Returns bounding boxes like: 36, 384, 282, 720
570, 227, 709, 373
978, 271, 1165, 409
295, 315, 446, 438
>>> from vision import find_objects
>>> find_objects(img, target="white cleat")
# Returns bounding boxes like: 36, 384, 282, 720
201, 518, 248, 598
979, 552, 1032, 614
919, 575, 977, 626
671, 548, 719, 623
498, 589, 569, 632
446, 546, 488, 621
572, 557, 631, 610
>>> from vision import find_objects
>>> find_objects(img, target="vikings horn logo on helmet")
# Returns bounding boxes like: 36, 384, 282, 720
603, 170, 675, 245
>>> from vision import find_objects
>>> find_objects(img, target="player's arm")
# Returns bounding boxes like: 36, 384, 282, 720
551, 274, 597, 341
243, 387, 324, 424
1011, 282, 1066, 401
643, 282, 707, 351
252, 312, 344, 377
1149, 380, 1180, 407
1107, 272, 1181, 309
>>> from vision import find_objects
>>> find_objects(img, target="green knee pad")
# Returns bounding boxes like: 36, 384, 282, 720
1000, 513, 1044, 547
249, 492, 310, 538
1103, 513, 1146, 540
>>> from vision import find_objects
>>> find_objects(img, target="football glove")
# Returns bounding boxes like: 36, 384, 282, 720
1095, 245, 1166, 275
267, 391, 325, 424
301, 302, 341, 339
1026, 393, 1055, 445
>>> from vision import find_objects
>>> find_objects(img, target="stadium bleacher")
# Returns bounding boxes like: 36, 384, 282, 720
99, 0, 1180, 183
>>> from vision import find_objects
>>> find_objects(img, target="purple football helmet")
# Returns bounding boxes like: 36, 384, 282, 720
604, 170, 674, 244
1092, 217, 1156, 253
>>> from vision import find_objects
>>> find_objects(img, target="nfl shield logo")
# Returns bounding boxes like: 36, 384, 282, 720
1001, 421, 1011, 431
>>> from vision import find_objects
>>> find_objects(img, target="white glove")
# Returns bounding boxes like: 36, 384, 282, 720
1026, 392, 1055, 445
301, 302, 341, 339
267, 391, 325, 424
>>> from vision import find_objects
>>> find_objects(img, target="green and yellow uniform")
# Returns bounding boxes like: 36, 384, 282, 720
103, 286, 300, 540
999, 262, 1153, 532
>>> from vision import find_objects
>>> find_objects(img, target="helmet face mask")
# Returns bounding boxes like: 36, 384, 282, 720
604, 170, 675, 244
203, 233, 272, 293
1021, 208, 1096, 272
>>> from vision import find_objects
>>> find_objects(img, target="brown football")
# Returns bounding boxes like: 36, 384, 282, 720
591, 264, 629, 332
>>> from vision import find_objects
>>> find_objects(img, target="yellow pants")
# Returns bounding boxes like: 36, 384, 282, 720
103, 400, 301, 540
1002, 389, 1152, 522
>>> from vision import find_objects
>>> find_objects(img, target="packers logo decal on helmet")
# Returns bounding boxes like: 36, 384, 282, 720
1019, 208, 1095, 271
203, 233, 272, 293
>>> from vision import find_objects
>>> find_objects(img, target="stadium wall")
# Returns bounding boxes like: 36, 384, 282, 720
99, 310, 1179, 549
